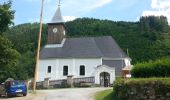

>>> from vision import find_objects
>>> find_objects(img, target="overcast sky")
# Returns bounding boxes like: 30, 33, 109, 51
1, 0, 170, 25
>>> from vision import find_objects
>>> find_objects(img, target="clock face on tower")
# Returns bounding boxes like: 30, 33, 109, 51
53, 28, 58, 33
47, 24, 66, 44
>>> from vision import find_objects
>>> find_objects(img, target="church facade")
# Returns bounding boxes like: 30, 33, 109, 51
37, 5, 132, 86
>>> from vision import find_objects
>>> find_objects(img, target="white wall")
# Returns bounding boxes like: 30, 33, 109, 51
74, 59, 101, 78
38, 58, 126, 85
124, 58, 131, 66
37, 58, 102, 81
94, 65, 115, 84
38, 59, 58, 82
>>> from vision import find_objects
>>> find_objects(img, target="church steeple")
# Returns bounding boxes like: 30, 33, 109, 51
47, 0, 66, 44
50, 0, 64, 24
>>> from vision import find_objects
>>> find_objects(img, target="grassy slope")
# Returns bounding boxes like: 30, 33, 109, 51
95, 89, 119, 100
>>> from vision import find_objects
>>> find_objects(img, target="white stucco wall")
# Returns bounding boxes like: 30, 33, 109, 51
37, 57, 130, 85
37, 58, 102, 82
94, 65, 115, 84
37, 59, 58, 82
124, 58, 131, 66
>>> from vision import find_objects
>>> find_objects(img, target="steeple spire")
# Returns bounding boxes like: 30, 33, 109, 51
58, 0, 61, 7
50, 0, 64, 23
47, 0, 66, 44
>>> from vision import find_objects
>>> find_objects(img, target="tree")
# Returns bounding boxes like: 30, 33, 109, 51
0, 1, 20, 82
140, 16, 168, 32
0, 0, 15, 34
0, 36, 20, 82
4, 23, 47, 78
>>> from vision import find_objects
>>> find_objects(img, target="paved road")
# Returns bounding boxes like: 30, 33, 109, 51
0, 87, 112, 100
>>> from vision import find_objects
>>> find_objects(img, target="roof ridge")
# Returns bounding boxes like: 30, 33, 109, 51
67, 36, 112, 39
92, 38, 104, 57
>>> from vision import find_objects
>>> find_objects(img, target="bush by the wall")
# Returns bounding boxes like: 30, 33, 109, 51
114, 78, 170, 100
131, 57, 170, 78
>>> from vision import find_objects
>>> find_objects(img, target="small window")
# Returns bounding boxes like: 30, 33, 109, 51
63, 66, 68, 76
47, 66, 51, 73
80, 65, 85, 76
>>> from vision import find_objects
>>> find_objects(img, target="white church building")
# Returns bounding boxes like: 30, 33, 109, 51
37, 3, 132, 87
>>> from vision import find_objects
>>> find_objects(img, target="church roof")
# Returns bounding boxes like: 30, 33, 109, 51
102, 60, 125, 76
40, 36, 128, 59
49, 6, 64, 24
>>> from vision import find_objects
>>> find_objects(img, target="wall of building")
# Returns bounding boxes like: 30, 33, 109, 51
37, 58, 102, 82
94, 65, 115, 84
37, 59, 58, 82
38, 57, 131, 85
124, 58, 131, 66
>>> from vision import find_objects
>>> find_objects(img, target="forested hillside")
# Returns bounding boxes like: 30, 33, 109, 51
3, 16, 170, 79
66, 17, 170, 62
3, 23, 47, 79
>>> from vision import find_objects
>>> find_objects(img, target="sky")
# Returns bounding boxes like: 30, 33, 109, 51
1, 0, 170, 25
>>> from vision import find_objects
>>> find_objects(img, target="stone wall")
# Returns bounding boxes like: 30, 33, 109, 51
114, 78, 170, 100
30, 77, 95, 89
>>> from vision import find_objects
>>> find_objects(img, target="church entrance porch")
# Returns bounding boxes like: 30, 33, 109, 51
94, 65, 115, 85
100, 72, 110, 87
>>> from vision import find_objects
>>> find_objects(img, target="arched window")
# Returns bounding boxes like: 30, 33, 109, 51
63, 66, 68, 76
47, 66, 51, 73
80, 65, 85, 75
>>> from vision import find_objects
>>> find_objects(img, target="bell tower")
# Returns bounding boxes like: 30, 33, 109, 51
47, 0, 66, 44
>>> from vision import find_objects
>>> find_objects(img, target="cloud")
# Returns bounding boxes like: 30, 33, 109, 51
142, 0, 170, 24
42, 0, 113, 23
28, 16, 77, 23
63, 16, 77, 22
151, 0, 158, 9
62, 0, 113, 14
24, 0, 112, 12
27, 0, 112, 23
24, 0, 52, 4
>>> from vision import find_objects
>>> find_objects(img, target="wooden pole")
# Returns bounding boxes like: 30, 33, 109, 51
33, 0, 44, 92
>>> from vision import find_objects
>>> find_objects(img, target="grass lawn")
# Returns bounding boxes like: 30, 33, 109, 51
94, 89, 119, 100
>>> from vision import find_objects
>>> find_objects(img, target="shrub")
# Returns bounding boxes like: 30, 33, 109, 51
131, 57, 170, 78
114, 78, 170, 100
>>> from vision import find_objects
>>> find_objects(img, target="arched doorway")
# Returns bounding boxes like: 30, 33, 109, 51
100, 72, 110, 87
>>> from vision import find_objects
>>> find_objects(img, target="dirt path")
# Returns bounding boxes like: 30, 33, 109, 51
0, 92, 46, 100
0, 87, 111, 100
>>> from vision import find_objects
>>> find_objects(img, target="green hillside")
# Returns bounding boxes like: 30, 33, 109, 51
3, 17, 170, 79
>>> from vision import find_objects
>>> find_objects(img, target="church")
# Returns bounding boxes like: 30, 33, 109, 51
37, 3, 132, 87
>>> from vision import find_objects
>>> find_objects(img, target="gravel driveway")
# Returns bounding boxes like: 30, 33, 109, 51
0, 87, 112, 100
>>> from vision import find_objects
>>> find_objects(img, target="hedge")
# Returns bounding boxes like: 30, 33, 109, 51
114, 78, 170, 100
131, 57, 170, 78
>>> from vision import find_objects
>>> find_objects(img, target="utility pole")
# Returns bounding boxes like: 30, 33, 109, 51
33, 0, 44, 92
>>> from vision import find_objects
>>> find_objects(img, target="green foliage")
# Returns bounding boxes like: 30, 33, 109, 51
0, 36, 20, 83
131, 57, 170, 78
140, 16, 168, 32
0, 1, 29, 82
0, 36, 18, 67
0, 0, 15, 33
114, 78, 170, 100
139, 16, 169, 41
95, 89, 119, 100
66, 17, 170, 63
4, 23, 47, 78
5, 23, 47, 53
